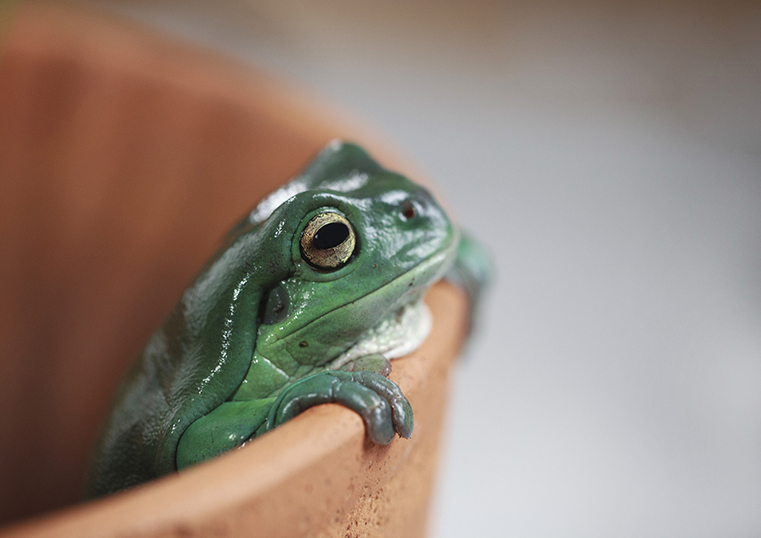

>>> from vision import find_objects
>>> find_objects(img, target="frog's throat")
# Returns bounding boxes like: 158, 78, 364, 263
326, 299, 433, 371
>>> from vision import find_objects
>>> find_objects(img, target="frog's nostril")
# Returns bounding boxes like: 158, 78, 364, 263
401, 200, 416, 220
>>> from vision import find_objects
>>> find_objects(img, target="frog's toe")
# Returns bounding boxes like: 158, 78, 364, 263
267, 372, 396, 445
333, 380, 395, 445
352, 371, 414, 439
265, 370, 413, 445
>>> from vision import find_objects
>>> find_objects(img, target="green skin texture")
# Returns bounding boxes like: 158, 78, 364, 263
87, 142, 484, 498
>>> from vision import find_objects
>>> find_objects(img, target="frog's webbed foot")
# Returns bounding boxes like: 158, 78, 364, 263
259, 370, 413, 445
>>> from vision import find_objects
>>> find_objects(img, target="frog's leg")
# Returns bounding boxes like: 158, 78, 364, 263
446, 230, 492, 335
176, 397, 275, 470
257, 370, 413, 445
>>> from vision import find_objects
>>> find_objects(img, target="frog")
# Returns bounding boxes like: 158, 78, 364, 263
87, 141, 487, 498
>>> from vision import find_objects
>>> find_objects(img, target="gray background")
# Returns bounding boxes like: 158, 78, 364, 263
76, 1, 761, 536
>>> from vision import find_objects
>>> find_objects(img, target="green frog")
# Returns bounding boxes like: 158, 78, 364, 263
87, 141, 488, 497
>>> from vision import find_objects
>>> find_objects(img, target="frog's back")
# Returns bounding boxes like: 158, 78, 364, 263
87, 342, 176, 495
86, 281, 262, 496
87, 212, 293, 496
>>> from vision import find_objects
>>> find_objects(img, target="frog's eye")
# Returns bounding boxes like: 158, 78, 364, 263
300, 212, 356, 270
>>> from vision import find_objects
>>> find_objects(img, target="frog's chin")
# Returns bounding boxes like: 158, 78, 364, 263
326, 298, 432, 371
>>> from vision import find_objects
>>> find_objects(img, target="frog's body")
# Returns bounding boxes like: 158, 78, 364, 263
87, 142, 483, 498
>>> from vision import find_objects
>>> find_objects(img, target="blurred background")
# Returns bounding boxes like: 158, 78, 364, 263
44, 0, 761, 536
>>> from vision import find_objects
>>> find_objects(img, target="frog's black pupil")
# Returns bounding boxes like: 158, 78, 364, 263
313, 222, 349, 249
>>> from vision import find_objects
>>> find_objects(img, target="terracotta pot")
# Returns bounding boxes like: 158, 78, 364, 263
0, 2, 467, 537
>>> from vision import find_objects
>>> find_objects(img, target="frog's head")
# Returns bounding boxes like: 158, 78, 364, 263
246, 141, 458, 367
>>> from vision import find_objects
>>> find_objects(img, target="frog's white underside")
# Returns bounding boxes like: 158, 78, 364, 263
327, 299, 433, 370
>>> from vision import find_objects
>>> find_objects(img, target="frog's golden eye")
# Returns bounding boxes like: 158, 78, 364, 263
300, 212, 356, 270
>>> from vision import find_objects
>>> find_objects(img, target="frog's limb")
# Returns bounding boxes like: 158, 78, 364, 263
176, 397, 275, 470
258, 370, 413, 445
446, 230, 493, 335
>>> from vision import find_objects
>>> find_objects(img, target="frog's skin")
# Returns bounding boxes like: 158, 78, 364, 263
86, 141, 478, 497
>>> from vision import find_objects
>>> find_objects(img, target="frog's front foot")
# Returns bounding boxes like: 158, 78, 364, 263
260, 370, 413, 444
